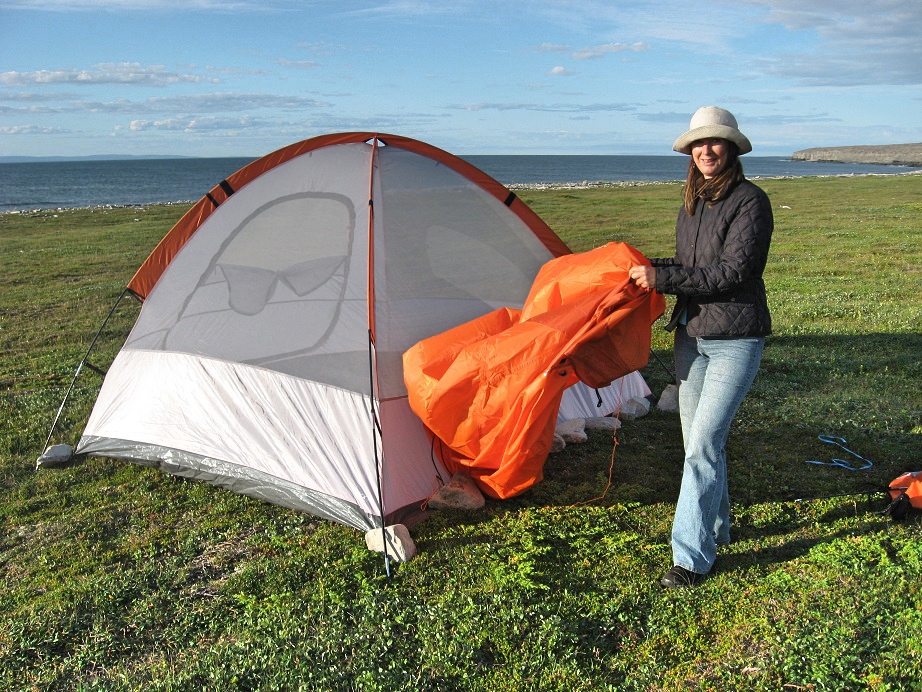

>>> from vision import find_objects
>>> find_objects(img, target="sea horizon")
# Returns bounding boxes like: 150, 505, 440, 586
2, 154, 919, 213
0, 152, 786, 164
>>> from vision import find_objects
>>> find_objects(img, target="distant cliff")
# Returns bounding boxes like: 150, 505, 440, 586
792, 143, 922, 167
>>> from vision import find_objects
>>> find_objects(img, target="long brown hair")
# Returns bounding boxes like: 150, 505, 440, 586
683, 142, 745, 215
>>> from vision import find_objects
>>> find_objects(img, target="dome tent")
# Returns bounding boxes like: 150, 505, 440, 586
58, 132, 653, 547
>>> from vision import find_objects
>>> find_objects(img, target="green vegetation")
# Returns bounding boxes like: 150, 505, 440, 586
2, 176, 920, 690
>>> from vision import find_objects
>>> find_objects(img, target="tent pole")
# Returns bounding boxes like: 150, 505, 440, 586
368, 329, 391, 578
365, 140, 391, 578
40, 288, 134, 458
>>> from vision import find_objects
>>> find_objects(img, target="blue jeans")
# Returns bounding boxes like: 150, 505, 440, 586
671, 327, 764, 574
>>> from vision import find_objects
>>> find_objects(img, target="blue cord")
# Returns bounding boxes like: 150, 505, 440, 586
804, 434, 873, 470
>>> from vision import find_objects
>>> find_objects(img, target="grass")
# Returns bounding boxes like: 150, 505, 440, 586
1, 176, 921, 690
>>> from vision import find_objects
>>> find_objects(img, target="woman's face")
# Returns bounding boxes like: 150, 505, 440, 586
691, 138, 730, 179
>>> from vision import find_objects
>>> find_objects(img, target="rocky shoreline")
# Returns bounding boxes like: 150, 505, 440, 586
792, 143, 922, 167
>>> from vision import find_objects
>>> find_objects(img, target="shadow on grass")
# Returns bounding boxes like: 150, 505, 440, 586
421, 332, 921, 573
24, 331, 918, 581
571, 332, 917, 506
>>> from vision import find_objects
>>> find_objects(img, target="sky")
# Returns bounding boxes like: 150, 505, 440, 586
1, 0, 920, 158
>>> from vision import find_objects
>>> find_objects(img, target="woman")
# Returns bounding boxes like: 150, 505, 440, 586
628, 106, 773, 588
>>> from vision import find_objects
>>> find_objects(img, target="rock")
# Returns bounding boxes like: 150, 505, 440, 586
365, 524, 417, 562
791, 143, 922, 167
656, 384, 679, 413
36, 443, 73, 468
549, 433, 566, 453
427, 472, 485, 511
619, 397, 651, 420
584, 416, 621, 432
556, 418, 588, 443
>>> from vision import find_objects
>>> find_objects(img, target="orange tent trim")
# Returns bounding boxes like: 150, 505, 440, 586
127, 132, 570, 300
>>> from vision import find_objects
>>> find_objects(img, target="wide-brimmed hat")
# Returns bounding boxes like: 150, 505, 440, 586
673, 106, 752, 155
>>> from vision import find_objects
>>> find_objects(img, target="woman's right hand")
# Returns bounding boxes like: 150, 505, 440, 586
628, 265, 655, 291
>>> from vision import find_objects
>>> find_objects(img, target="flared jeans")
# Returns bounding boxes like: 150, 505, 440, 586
671, 326, 764, 574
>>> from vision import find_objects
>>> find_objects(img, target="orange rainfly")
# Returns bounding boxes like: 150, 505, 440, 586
403, 241, 666, 499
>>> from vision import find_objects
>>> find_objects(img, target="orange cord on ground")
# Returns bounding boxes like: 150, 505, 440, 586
571, 375, 626, 507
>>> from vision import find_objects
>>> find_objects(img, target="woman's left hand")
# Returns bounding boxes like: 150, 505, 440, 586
628, 265, 655, 291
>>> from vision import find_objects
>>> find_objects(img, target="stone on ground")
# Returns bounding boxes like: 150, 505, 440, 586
656, 384, 679, 413
549, 432, 566, 453
427, 472, 485, 511
36, 444, 74, 469
556, 418, 588, 443
584, 416, 621, 432
619, 397, 651, 420
365, 524, 417, 562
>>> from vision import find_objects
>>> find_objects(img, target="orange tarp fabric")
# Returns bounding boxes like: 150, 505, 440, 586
403, 241, 665, 499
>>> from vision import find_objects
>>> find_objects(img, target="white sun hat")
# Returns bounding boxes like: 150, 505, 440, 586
673, 106, 752, 155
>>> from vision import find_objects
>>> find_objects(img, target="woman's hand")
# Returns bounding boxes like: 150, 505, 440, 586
628, 264, 656, 291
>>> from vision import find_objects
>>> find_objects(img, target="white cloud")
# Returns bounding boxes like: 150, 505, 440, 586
0, 0, 277, 9
336, 0, 478, 19
572, 42, 648, 60
0, 63, 215, 87
746, 0, 922, 86
127, 114, 264, 132
535, 43, 571, 53
276, 59, 321, 70
450, 102, 634, 113
0, 124, 69, 134
547, 66, 573, 76
0, 91, 75, 102
138, 93, 329, 113
295, 41, 342, 54
0, 92, 329, 117
534, 39, 649, 61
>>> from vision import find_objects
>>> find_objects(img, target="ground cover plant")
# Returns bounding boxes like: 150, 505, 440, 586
1, 176, 920, 690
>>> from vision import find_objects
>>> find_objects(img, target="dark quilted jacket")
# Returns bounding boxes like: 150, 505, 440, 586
651, 179, 773, 337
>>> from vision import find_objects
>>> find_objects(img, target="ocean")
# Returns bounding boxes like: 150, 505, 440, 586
1, 155, 918, 213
